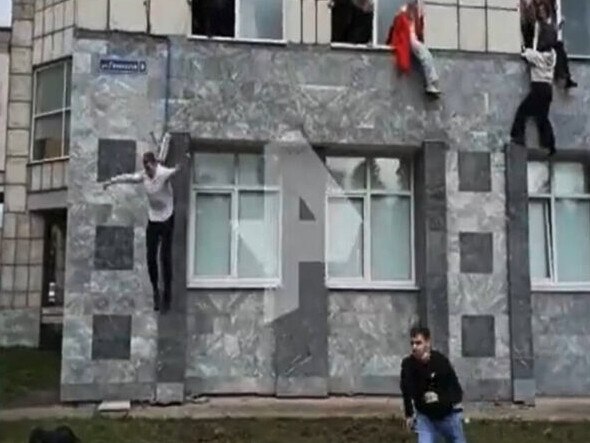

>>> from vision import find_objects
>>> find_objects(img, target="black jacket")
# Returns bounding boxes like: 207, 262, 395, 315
400, 350, 463, 420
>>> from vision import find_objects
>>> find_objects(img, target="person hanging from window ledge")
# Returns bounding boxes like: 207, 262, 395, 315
102, 133, 190, 313
386, 0, 441, 97
546, 0, 577, 89
510, 11, 557, 156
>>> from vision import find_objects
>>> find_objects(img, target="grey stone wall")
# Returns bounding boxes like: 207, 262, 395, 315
533, 293, 590, 396
328, 292, 418, 394
63, 34, 168, 401
63, 30, 590, 402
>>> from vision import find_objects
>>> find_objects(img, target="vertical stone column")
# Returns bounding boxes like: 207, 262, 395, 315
505, 143, 534, 405
0, 0, 43, 347
416, 141, 449, 355
155, 133, 190, 404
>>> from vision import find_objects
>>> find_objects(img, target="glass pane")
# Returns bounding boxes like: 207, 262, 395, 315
194, 153, 234, 185
35, 63, 65, 114
237, 191, 280, 278
194, 194, 232, 276
562, 0, 590, 56
327, 157, 366, 191
369, 158, 411, 191
331, 0, 373, 44
555, 199, 590, 282
377, 0, 405, 44
192, 0, 235, 37
528, 200, 551, 280
65, 60, 72, 107
554, 162, 590, 195
371, 196, 411, 280
238, 154, 264, 186
33, 114, 64, 160
63, 111, 70, 156
327, 197, 364, 278
240, 0, 283, 39
527, 161, 550, 194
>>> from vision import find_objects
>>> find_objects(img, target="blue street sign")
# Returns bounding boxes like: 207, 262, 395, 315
99, 59, 148, 74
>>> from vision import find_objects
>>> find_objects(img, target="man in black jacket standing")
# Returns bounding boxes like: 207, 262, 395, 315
400, 326, 467, 443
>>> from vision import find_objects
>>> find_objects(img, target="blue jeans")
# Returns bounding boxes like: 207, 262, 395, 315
416, 411, 467, 443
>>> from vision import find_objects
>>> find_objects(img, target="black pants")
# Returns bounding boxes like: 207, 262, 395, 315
146, 214, 174, 306
511, 82, 555, 152
554, 41, 572, 82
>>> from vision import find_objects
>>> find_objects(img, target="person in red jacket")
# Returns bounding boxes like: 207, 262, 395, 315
387, 0, 441, 97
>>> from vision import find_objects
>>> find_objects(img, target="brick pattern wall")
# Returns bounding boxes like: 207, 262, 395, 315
33, 0, 74, 65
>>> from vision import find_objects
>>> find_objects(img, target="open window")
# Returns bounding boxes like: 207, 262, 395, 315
192, 0, 284, 41
331, 0, 404, 46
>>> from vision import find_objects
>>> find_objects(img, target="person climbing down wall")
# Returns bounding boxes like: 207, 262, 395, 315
387, 0, 441, 97
510, 5, 558, 156
102, 133, 190, 313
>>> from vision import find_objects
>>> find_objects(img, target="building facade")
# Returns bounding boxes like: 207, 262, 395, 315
1, 0, 590, 405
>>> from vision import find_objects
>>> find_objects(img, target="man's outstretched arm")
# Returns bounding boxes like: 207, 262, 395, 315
103, 171, 143, 189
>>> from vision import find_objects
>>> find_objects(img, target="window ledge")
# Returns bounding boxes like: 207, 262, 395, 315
532, 284, 590, 293
188, 279, 281, 289
327, 280, 419, 291
28, 156, 70, 166
188, 35, 287, 47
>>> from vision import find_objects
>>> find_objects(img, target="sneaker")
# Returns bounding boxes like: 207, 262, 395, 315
426, 85, 442, 96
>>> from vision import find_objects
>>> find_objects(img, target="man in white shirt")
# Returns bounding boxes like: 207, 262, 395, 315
103, 133, 188, 312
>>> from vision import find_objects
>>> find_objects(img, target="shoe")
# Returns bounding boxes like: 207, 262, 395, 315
565, 78, 578, 89
426, 85, 442, 96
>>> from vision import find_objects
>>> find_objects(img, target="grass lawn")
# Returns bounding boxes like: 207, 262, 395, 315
1, 418, 590, 442
0, 347, 61, 408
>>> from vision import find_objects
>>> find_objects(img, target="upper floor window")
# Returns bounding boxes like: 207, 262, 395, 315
188, 152, 281, 287
31, 60, 71, 161
528, 161, 590, 285
560, 0, 590, 56
331, 0, 403, 46
326, 156, 414, 287
192, 0, 284, 41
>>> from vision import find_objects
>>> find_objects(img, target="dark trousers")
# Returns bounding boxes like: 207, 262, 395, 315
146, 214, 174, 307
511, 82, 555, 152
554, 41, 572, 82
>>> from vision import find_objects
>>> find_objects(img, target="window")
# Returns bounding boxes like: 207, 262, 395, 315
331, 0, 404, 46
0, 193, 4, 229
528, 161, 590, 285
189, 152, 281, 286
561, 0, 590, 56
326, 156, 414, 286
192, 0, 284, 41
31, 60, 72, 161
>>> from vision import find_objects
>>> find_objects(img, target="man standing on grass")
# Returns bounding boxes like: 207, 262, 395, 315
400, 326, 467, 443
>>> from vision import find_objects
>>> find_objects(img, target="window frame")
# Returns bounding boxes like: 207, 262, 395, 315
325, 154, 416, 290
528, 161, 590, 290
330, 0, 393, 49
190, 0, 288, 44
30, 58, 72, 163
557, 0, 590, 59
187, 152, 283, 289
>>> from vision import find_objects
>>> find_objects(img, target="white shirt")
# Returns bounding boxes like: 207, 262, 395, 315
110, 164, 178, 222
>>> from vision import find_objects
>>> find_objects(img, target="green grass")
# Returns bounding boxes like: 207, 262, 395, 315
0, 347, 61, 407
1, 418, 590, 442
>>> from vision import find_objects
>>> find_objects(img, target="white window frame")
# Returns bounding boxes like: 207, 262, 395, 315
325, 155, 416, 290
187, 152, 283, 288
330, 0, 392, 49
30, 59, 71, 163
190, 0, 288, 44
529, 161, 590, 291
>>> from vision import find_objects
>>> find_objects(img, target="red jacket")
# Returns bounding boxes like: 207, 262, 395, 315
387, 7, 424, 73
